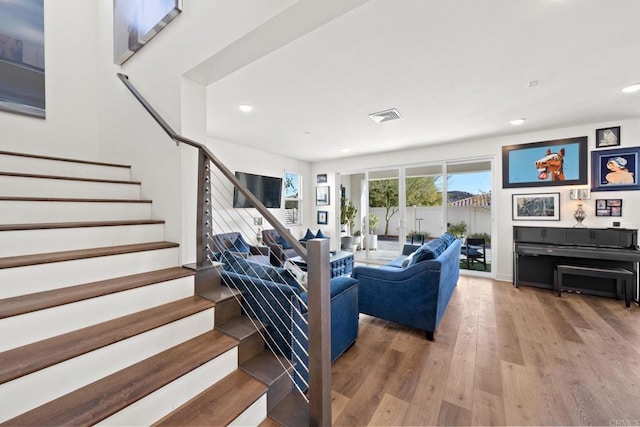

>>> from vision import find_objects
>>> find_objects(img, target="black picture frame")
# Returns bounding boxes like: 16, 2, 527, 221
316, 186, 330, 205
317, 174, 327, 184
595, 199, 623, 217
591, 146, 640, 192
502, 136, 588, 188
595, 126, 621, 148
317, 210, 328, 225
512, 192, 560, 221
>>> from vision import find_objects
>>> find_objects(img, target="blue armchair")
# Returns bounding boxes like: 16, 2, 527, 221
210, 232, 270, 264
218, 251, 358, 390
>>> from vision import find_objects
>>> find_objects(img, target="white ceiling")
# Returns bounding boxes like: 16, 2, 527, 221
196, 0, 640, 163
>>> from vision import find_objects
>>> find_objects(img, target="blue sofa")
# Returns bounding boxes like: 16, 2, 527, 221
217, 251, 358, 390
351, 233, 461, 340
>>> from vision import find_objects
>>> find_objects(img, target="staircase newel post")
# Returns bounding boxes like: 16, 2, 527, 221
306, 238, 332, 427
196, 148, 211, 268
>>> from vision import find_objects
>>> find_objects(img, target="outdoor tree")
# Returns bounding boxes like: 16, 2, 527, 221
369, 176, 443, 235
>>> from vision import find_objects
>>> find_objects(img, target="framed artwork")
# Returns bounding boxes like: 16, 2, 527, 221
595, 126, 621, 148
317, 174, 328, 184
591, 146, 640, 192
512, 193, 560, 221
114, 0, 182, 65
502, 136, 588, 188
316, 186, 330, 205
595, 199, 623, 217
317, 210, 328, 225
0, 0, 45, 118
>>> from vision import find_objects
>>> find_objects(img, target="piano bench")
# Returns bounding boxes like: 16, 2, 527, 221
554, 264, 634, 307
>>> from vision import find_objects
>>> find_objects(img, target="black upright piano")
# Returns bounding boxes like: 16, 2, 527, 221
513, 226, 640, 303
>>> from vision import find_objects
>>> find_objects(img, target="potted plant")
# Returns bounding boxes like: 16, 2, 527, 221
352, 230, 362, 250
364, 213, 379, 250
340, 185, 358, 250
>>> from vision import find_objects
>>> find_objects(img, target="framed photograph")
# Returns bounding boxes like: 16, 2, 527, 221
502, 136, 588, 188
512, 193, 560, 221
317, 210, 328, 225
596, 126, 621, 148
317, 174, 328, 184
114, 0, 182, 65
595, 199, 623, 217
591, 146, 640, 192
0, 1, 45, 118
316, 186, 330, 205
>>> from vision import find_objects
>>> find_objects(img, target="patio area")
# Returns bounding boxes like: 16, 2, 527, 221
351, 237, 491, 272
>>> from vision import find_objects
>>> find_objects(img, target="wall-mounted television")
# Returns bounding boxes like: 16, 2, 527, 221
233, 171, 282, 209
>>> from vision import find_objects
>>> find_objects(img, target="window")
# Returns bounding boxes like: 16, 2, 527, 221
284, 172, 302, 225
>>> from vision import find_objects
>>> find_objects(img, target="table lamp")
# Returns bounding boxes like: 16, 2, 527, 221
569, 189, 590, 228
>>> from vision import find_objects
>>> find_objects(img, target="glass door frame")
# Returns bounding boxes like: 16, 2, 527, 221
337, 155, 495, 276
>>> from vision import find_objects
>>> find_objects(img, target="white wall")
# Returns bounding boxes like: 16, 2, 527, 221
313, 118, 640, 282
0, 0, 99, 160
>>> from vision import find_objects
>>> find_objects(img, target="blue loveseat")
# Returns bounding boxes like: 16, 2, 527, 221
217, 251, 358, 390
351, 233, 461, 340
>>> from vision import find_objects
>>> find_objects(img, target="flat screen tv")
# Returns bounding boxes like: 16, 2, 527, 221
233, 171, 282, 209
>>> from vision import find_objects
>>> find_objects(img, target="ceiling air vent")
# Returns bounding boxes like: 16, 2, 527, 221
369, 108, 402, 123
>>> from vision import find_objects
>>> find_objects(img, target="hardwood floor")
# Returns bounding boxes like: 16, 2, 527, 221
331, 276, 640, 426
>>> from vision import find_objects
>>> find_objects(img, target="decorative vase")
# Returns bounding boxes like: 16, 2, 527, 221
573, 202, 586, 228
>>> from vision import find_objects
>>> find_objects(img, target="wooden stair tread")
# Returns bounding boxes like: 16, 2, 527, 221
217, 316, 267, 341
154, 370, 268, 426
198, 284, 242, 303
4, 330, 237, 426
0, 150, 131, 169
241, 351, 294, 387
0, 296, 214, 385
0, 171, 141, 185
0, 219, 165, 232
268, 391, 309, 427
0, 267, 195, 319
0, 196, 151, 203
0, 241, 178, 269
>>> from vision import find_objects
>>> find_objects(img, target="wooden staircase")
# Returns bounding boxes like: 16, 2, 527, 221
0, 151, 296, 426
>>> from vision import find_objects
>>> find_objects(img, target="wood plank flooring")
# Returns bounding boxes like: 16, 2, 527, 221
331, 276, 640, 426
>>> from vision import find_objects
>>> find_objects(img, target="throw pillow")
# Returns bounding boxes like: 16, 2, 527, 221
276, 234, 293, 249
315, 229, 328, 239
440, 232, 456, 247
401, 251, 416, 268
300, 228, 316, 242
408, 246, 436, 266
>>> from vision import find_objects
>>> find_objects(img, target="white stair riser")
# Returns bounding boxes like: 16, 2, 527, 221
0, 223, 165, 257
0, 155, 131, 181
229, 395, 268, 426
0, 309, 216, 423
0, 175, 140, 200
0, 200, 151, 224
0, 247, 179, 299
0, 277, 195, 352
97, 349, 239, 426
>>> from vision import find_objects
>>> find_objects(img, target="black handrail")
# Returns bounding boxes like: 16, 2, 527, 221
116, 73, 307, 260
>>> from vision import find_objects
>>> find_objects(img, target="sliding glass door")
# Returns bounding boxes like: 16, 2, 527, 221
340, 157, 494, 275
446, 160, 493, 274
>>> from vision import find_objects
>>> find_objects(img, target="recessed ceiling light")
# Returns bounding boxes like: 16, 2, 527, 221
238, 104, 253, 113
622, 83, 640, 93
340, 147, 350, 153
510, 118, 526, 125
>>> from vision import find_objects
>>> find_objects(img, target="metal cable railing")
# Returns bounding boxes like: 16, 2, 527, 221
207, 168, 311, 394
117, 73, 332, 424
